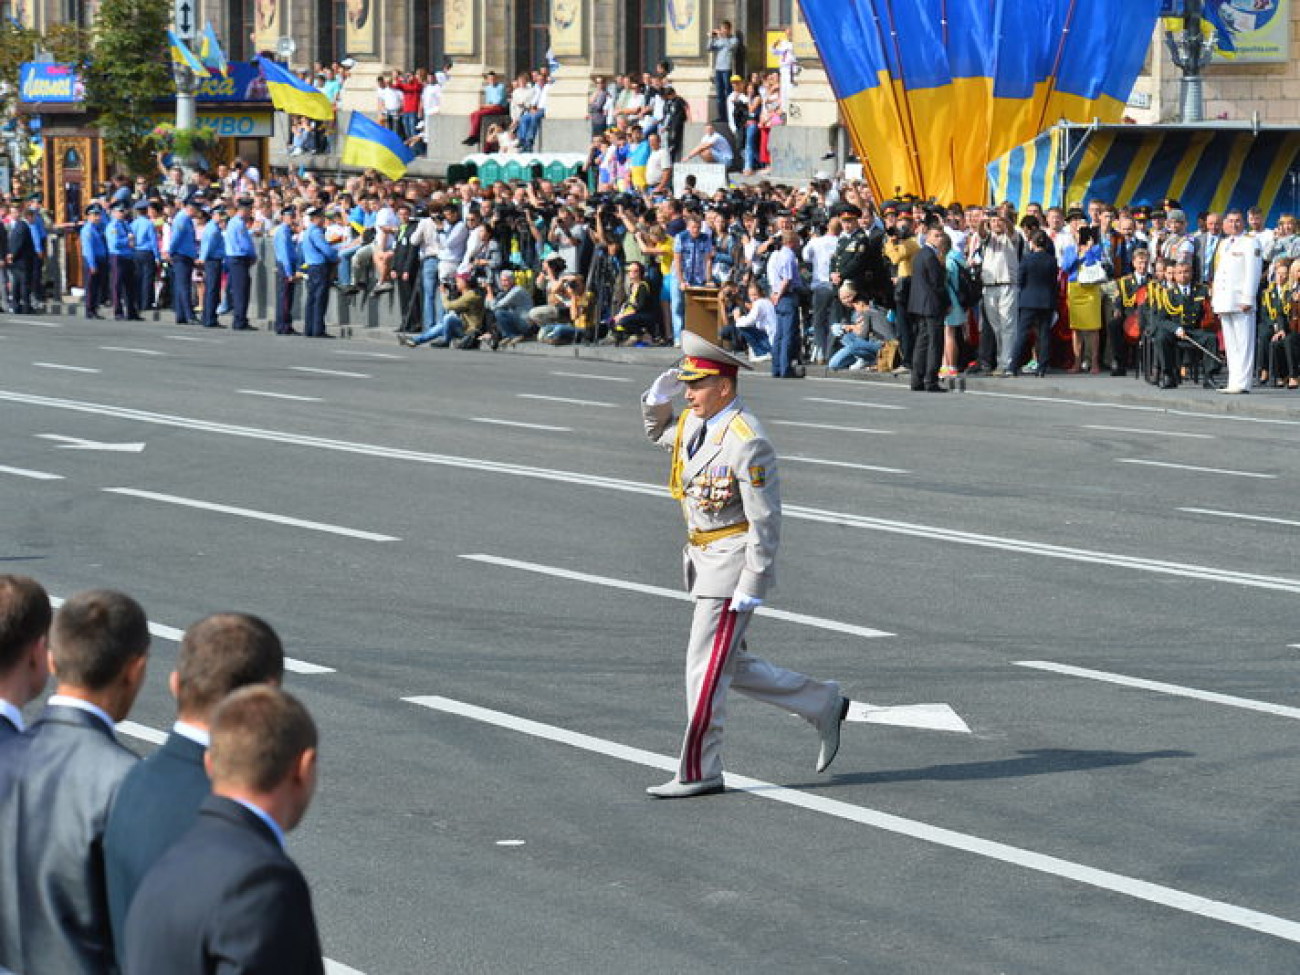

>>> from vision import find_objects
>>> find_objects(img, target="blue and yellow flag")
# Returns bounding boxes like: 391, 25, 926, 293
168, 30, 210, 79
341, 111, 417, 181
1039, 0, 1163, 132
199, 22, 230, 78
255, 56, 335, 122
802, 0, 1162, 203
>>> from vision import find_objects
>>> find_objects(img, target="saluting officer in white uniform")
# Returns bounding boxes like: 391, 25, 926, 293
1212, 209, 1263, 394
641, 332, 849, 798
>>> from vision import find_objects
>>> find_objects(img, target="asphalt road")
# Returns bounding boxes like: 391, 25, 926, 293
2, 310, 1300, 974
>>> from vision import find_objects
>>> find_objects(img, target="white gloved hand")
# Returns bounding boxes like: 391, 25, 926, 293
731, 590, 764, 614
646, 368, 685, 405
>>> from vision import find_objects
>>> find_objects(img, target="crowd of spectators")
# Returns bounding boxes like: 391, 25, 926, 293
0, 576, 327, 973
5, 128, 1300, 391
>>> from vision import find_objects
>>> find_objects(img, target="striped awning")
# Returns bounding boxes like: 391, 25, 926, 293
987, 124, 1300, 224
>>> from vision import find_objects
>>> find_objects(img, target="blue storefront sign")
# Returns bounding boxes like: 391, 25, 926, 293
18, 61, 269, 105
18, 63, 83, 103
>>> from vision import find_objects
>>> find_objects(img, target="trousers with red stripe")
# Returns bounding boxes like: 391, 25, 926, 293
679, 598, 841, 784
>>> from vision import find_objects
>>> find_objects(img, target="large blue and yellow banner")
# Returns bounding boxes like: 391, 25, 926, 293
989, 123, 1300, 225
801, 0, 1163, 203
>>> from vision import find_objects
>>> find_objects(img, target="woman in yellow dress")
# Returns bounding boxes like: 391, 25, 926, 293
1064, 225, 1106, 372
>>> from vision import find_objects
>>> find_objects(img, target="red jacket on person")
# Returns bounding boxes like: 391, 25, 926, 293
393, 78, 422, 114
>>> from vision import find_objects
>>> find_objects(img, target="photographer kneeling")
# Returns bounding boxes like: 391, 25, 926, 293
400, 273, 484, 348
488, 270, 537, 348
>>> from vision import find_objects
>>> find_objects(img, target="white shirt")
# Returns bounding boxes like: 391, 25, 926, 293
173, 720, 211, 747
48, 693, 115, 732
646, 147, 672, 187
802, 234, 839, 285
422, 82, 443, 115
378, 86, 402, 114
0, 698, 24, 732
735, 297, 777, 340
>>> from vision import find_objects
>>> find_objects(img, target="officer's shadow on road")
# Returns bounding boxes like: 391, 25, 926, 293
781, 747, 1193, 790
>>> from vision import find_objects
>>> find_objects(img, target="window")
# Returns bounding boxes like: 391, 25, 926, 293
765, 0, 792, 28
513, 0, 549, 76
640, 0, 665, 76
227, 0, 254, 61
412, 0, 445, 71
316, 0, 345, 64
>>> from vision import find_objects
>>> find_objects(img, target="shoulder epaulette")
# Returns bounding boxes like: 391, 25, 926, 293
728, 415, 756, 442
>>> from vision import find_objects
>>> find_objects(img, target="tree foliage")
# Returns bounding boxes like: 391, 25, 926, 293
83, 0, 172, 174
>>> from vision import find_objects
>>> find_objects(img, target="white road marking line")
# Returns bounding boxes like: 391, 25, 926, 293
1116, 458, 1276, 479
103, 487, 400, 543
163, 335, 212, 342
34, 362, 99, 374
550, 370, 633, 383
100, 346, 168, 357
9, 389, 1300, 596
965, 387, 1300, 427
47, 596, 333, 674
406, 694, 1300, 946
773, 420, 895, 435
10, 319, 62, 328
289, 366, 371, 378
784, 456, 909, 475
1016, 661, 1300, 721
461, 553, 893, 638
0, 465, 63, 480
845, 701, 971, 733
804, 396, 907, 411
324, 960, 367, 975
1179, 507, 1300, 529
332, 350, 401, 359
37, 434, 145, 452
1082, 424, 1214, 439
517, 393, 618, 409
117, 721, 168, 745
471, 417, 572, 433
236, 389, 323, 402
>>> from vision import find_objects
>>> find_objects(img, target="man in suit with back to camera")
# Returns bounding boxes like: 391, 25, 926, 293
640, 332, 850, 798
0, 589, 150, 975
124, 685, 325, 975
1011, 230, 1060, 376
0, 574, 52, 740
907, 222, 951, 391
104, 612, 286, 963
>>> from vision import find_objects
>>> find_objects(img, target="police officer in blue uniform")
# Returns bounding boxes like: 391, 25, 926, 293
273, 207, 300, 335
224, 198, 258, 331
106, 201, 140, 320
131, 200, 160, 312
300, 207, 338, 338
198, 205, 227, 328
169, 196, 200, 324
79, 206, 108, 319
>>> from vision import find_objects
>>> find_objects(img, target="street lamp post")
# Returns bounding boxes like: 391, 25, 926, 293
1164, 0, 1216, 123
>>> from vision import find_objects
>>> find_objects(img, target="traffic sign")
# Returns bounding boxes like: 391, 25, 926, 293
173, 0, 196, 40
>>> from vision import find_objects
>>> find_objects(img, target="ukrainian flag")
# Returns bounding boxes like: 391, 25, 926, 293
341, 111, 417, 182
1039, 0, 1163, 129
199, 22, 230, 78
256, 56, 335, 122
881, 0, 954, 202
168, 30, 210, 79
988, 0, 1064, 163
800, 0, 919, 200
945, 0, 995, 205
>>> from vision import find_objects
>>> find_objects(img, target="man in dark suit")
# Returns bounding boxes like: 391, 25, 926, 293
0, 575, 52, 739
124, 686, 325, 975
7, 208, 39, 314
1011, 230, 1061, 376
0, 589, 150, 975
104, 613, 285, 961
907, 223, 950, 391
